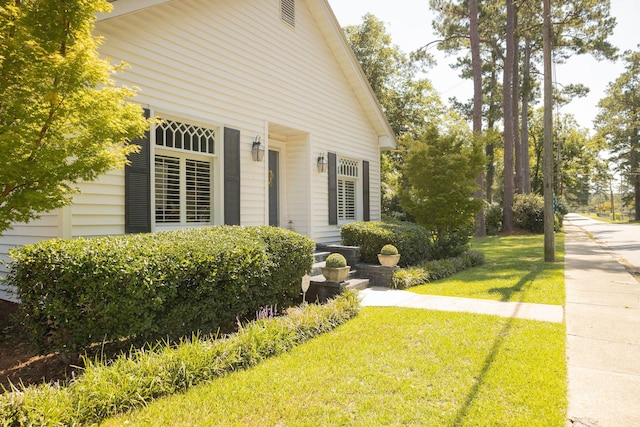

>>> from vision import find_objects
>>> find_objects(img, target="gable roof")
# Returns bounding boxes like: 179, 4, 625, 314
98, 0, 396, 150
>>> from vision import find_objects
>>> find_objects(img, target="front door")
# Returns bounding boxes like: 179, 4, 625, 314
269, 150, 279, 227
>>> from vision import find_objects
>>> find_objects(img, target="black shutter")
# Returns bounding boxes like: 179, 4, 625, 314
328, 152, 337, 225
125, 108, 151, 234
363, 160, 370, 222
224, 127, 241, 225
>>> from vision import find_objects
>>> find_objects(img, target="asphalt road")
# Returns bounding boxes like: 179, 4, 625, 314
566, 213, 640, 270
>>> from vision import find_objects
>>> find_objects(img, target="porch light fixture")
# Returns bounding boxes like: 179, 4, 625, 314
251, 135, 265, 161
317, 152, 328, 173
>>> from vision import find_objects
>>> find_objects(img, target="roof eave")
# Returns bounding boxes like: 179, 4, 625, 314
97, 0, 175, 22
309, 0, 397, 150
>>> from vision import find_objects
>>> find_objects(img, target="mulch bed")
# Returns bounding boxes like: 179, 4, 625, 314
0, 299, 82, 391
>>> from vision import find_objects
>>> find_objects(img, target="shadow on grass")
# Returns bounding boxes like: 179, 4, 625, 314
487, 267, 542, 302
453, 258, 548, 424
452, 315, 515, 426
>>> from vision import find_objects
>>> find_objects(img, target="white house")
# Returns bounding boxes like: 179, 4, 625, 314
0, 0, 395, 300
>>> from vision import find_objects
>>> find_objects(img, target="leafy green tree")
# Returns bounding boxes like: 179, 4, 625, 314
399, 126, 485, 236
429, 0, 617, 230
528, 108, 605, 205
0, 0, 148, 234
344, 13, 443, 137
344, 14, 447, 218
595, 49, 640, 219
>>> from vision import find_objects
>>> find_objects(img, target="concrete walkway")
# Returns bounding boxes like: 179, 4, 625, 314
564, 218, 640, 427
359, 287, 563, 322
359, 219, 640, 426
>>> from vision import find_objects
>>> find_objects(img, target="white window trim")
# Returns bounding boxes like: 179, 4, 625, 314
149, 112, 220, 231
337, 157, 361, 224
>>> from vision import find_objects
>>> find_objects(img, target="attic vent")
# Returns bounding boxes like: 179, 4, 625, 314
281, 0, 295, 27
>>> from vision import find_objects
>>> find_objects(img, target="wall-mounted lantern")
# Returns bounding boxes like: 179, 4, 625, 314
317, 152, 328, 173
251, 135, 265, 161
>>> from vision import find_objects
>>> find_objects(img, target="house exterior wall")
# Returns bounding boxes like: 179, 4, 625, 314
93, 0, 382, 242
0, 0, 388, 289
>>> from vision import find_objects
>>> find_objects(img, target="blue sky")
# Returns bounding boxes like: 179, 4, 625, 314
328, 0, 640, 134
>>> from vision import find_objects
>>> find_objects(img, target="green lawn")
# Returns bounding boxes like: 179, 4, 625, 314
102, 308, 566, 427
409, 233, 565, 305
100, 233, 567, 426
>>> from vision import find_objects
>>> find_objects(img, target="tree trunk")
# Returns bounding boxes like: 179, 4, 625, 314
502, 0, 516, 232
521, 39, 532, 194
469, 0, 485, 237
543, 0, 555, 261
513, 15, 522, 195
635, 174, 640, 221
486, 54, 499, 204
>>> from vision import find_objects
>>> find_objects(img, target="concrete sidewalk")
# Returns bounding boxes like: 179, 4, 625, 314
564, 219, 640, 427
360, 219, 640, 426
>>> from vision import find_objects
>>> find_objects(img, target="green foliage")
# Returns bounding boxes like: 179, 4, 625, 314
0, 0, 149, 235
7, 226, 314, 353
391, 250, 485, 289
485, 203, 503, 235
513, 193, 545, 233
343, 14, 442, 137
340, 220, 431, 267
399, 126, 485, 237
343, 14, 449, 219
324, 253, 347, 269
380, 244, 398, 255
595, 49, 640, 219
0, 292, 360, 426
391, 268, 429, 289
529, 108, 606, 203
429, 224, 475, 260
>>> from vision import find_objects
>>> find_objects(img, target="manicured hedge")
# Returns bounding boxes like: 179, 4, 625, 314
7, 226, 314, 353
340, 221, 431, 267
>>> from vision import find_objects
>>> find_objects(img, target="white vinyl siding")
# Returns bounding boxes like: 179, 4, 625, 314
91, 0, 384, 242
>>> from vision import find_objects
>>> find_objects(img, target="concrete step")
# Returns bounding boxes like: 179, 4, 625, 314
310, 261, 325, 277
313, 251, 331, 263
344, 278, 369, 291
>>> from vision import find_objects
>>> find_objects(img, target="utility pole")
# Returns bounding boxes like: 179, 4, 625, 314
610, 179, 616, 220
543, 0, 555, 261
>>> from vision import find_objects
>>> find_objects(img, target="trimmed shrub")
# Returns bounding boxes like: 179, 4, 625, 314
0, 292, 360, 426
7, 226, 314, 353
324, 253, 347, 268
380, 244, 398, 255
429, 224, 475, 260
340, 220, 431, 267
513, 193, 545, 233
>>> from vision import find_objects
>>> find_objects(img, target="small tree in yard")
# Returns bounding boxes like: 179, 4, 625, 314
0, 0, 148, 235
400, 127, 485, 256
